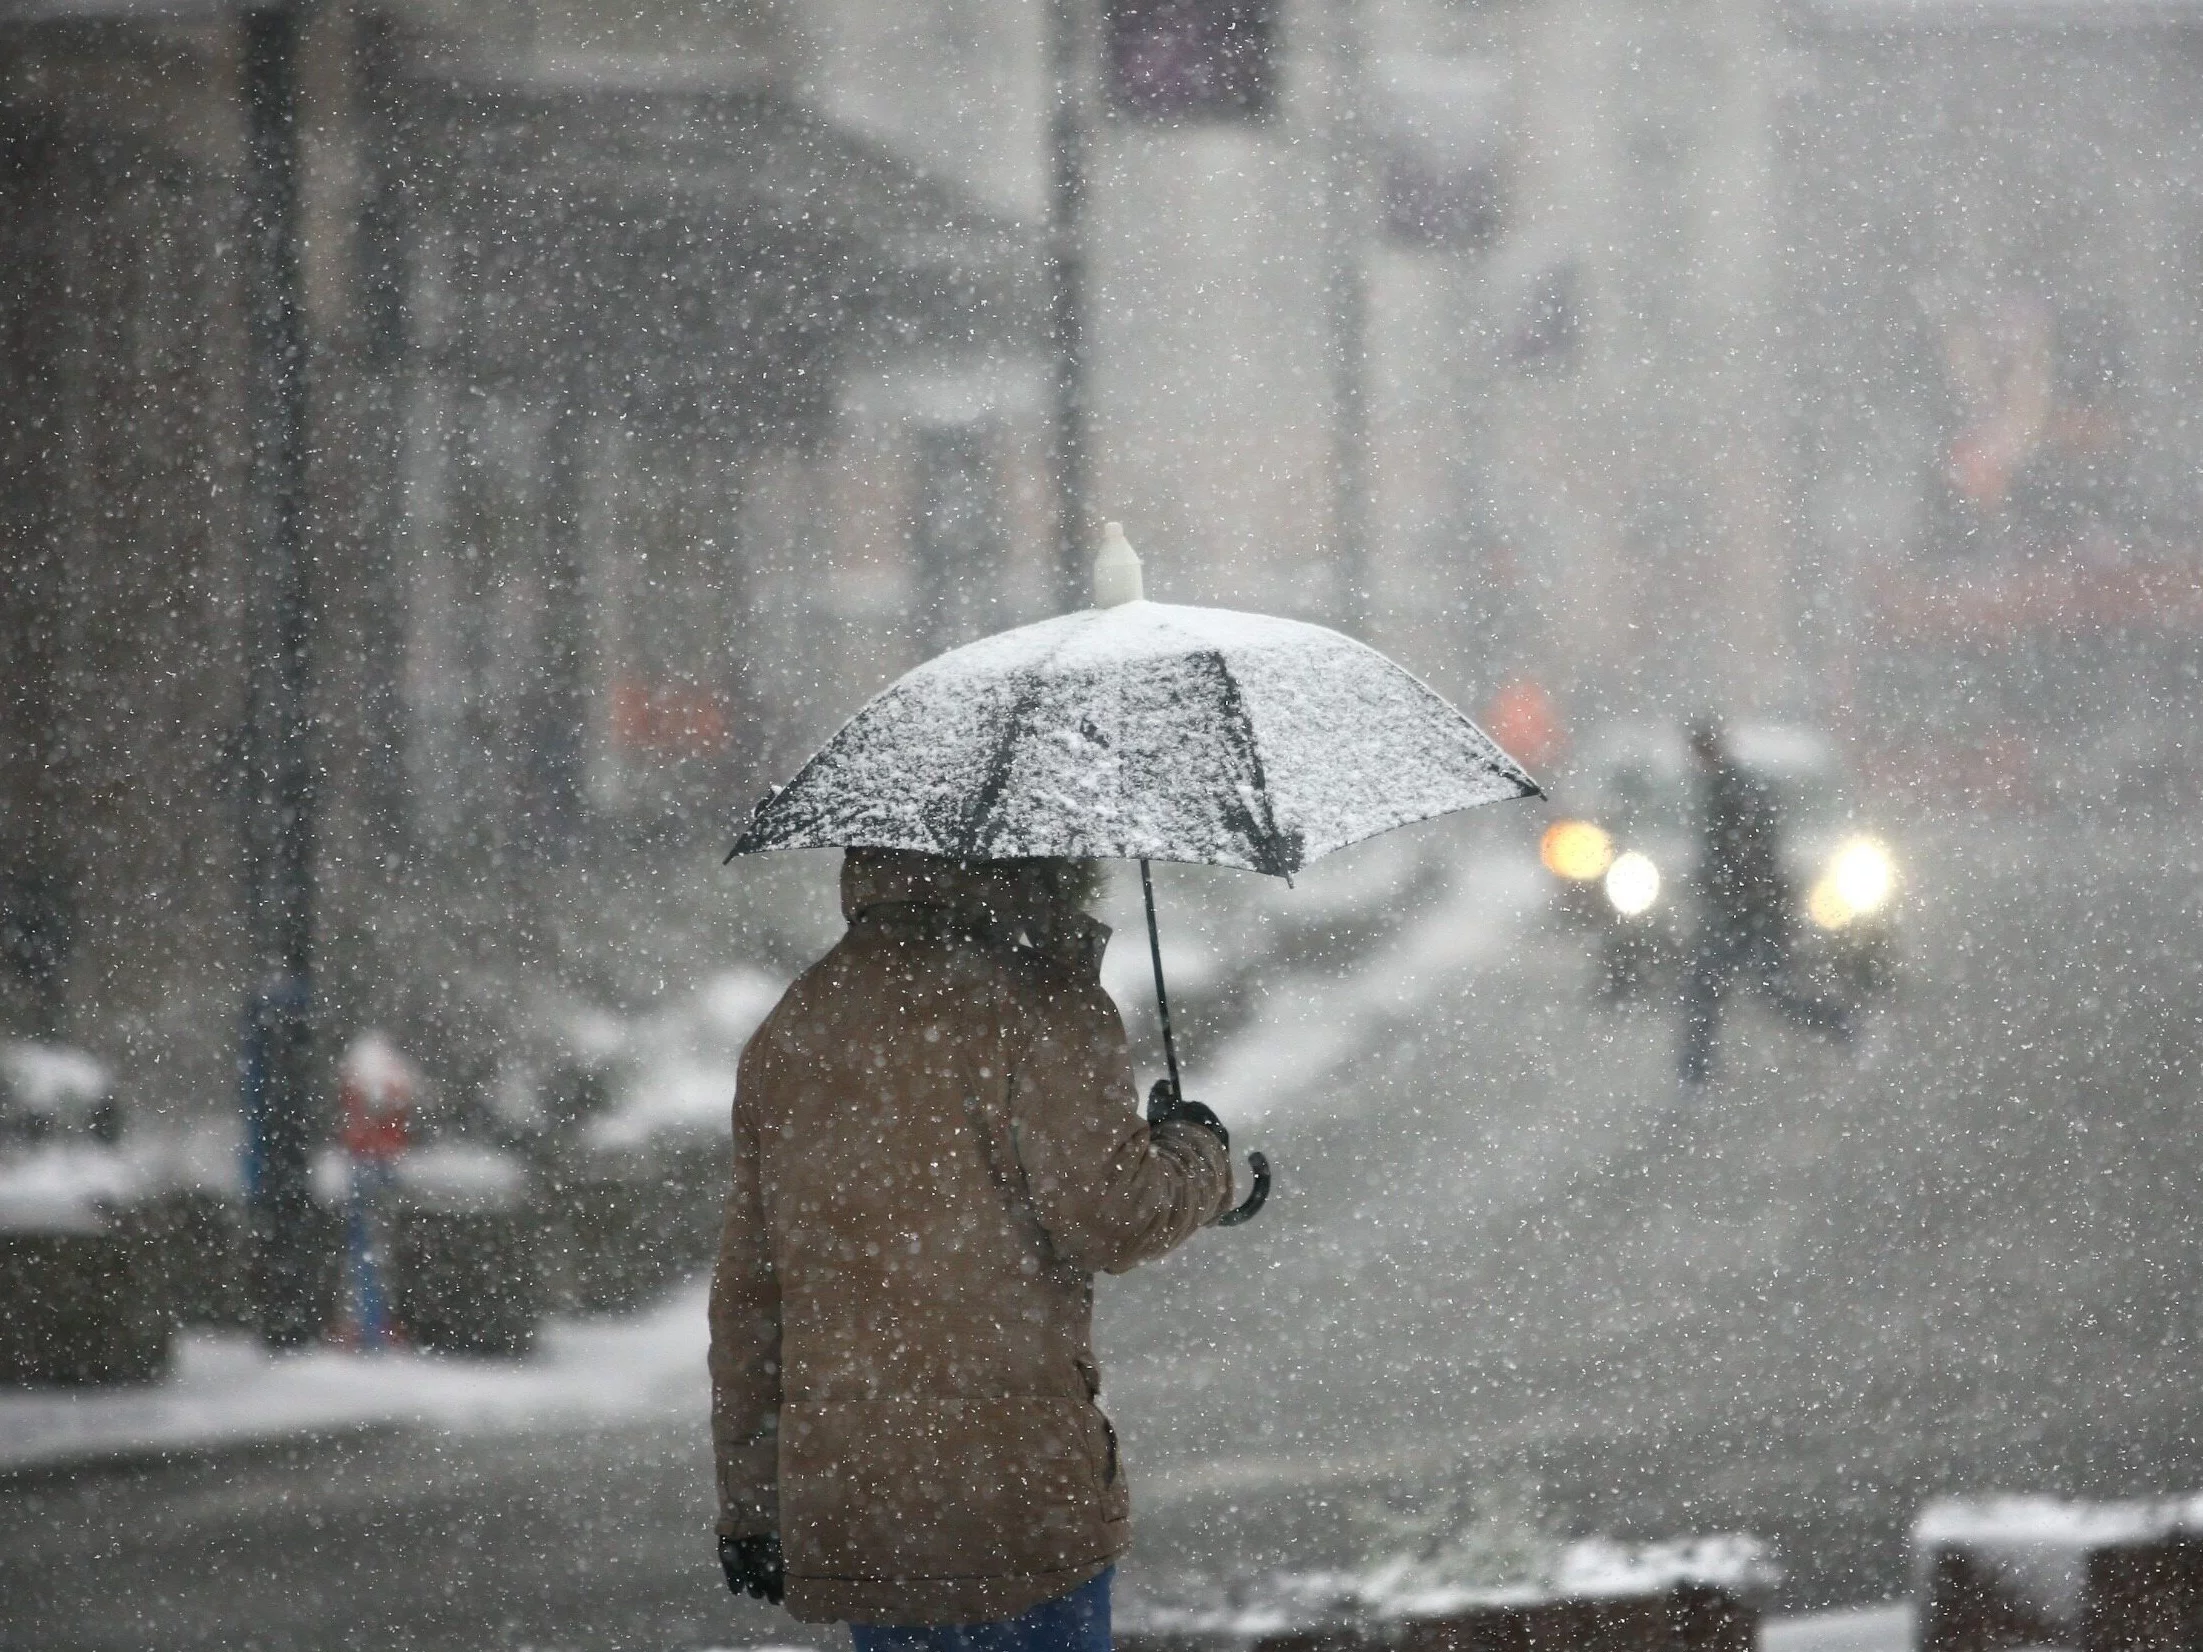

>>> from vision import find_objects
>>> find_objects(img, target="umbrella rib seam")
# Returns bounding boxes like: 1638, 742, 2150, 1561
1192, 647, 1298, 877
954, 612, 1092, 859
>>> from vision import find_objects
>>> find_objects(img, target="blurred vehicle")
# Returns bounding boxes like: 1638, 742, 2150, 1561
1540, 721, 1901, 1006
0, 1041, 168, 1383
491, 970, 782, 1314
391, 1140, 537, 1358
0, 1041, 121, 1149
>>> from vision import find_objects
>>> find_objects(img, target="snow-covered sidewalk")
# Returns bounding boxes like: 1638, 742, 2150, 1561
0, 1280, 710, 1475
0, 849, 1545, 1481
687, 1607, 1910, 1652
1761, 1603, 1913, 1652
1200, 846, 1547, 1131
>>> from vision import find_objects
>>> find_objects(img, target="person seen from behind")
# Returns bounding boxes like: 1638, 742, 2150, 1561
711, 848, 1236, 1651
1677, 716, 1852, 1086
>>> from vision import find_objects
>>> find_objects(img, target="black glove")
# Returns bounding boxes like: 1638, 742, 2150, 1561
1147, 1079, 1228, 1151
720, 1533, 785, 1605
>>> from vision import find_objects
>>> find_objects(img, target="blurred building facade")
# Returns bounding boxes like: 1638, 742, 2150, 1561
2, 0, 2199, 1128
0, 0, 1045, 1116
1779, 0, 2203, 804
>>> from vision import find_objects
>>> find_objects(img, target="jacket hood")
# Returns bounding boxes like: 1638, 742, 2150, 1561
841, 849, 1112, 977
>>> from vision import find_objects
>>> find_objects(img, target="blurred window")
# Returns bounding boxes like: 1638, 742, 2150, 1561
1107, 0, 1277, 122
1373, 55, 1508, 251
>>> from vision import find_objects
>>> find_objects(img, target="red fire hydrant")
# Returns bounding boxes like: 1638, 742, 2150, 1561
338, 1032, 419, 1348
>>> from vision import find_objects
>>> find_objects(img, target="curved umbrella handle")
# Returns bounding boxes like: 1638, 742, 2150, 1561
1212, 1151, 1270, 1227
1141, 861, 1270, 1229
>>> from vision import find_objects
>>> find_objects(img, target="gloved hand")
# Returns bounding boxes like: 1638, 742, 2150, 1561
1146, 1079, 1228, 1151
720, 1532, 785, 1605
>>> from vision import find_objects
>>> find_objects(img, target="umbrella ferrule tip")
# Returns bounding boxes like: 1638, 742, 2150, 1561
1092, 522, 1144, 607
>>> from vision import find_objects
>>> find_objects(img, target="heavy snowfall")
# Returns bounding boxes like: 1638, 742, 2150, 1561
1, 2, 2198, 1649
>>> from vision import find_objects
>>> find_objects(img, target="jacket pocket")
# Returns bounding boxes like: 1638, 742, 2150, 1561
781, 1395, 1114, 1582
1095, 1406, 1130, 1526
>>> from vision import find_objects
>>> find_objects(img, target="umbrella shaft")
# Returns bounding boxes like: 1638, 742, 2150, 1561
1139, 859, 1185, 1101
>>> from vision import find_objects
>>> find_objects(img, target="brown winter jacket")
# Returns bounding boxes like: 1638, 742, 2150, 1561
710, 850, 1235, 1626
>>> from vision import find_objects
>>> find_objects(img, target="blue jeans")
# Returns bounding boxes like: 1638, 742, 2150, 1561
849, 1565, 1112, 1652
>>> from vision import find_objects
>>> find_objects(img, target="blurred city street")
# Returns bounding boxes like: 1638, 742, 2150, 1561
5, 0, 2201, 1646
7, 806, 2198, 1650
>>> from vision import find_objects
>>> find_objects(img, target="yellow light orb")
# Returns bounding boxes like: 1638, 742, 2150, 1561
1542, 819, 1616, 882
1829, 838, 1896, 916
1807, 875, 1853, 932
1604, 851, 1661, 916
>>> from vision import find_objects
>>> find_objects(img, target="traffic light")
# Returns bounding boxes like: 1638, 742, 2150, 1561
1106, 0, 1277, 122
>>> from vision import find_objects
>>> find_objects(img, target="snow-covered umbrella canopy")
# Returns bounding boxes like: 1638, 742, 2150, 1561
730, 544, 1540, 876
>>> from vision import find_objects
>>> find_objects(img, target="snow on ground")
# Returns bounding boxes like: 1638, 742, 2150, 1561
1902, 1494, 2203, 1637
1554, 1533, 1781, 1600
1131, 1598, 1910, 1652
0, 1142, 145, 1233
583, 967, 783, 1152
0, 1281, 710, 1475
0, 1040, 111, 1117
1197, 846, 1546, 1131
1130, 1548, 1893, 1648
1760, 1603, 1913, 1652
1914, 1492, 2203, 1547
1272, 1533, 1781, 1628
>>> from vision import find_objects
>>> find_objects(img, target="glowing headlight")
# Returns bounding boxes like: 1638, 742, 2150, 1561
1604, 851, 1661, 916
1542, 820, 1615, 881
1808, 837, 1897, 930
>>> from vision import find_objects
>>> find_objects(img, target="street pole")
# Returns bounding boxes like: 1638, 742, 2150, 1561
239, 2, 324, 1349
356, 9, 414, 874
1047, 0, 1090, 610
1325, 0, 1370, 635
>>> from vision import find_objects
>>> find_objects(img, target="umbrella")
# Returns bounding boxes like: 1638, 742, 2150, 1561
729, 525, 1541, 1222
